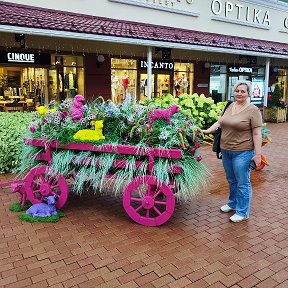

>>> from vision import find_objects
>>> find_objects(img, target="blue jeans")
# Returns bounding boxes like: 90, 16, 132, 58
221, 149, 254, 218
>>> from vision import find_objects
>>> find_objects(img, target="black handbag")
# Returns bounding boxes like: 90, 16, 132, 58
212, 101, 233, 159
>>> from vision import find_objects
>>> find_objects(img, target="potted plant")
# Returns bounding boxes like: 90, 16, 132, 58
264, 84, 287, 123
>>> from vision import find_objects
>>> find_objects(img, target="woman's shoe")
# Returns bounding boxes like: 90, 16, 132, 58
220, 204, 234, 213
230, 214, 248, 222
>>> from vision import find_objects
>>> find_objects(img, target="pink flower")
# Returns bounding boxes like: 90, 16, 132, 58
196, 155, 202, 162
30, 126, 36, 133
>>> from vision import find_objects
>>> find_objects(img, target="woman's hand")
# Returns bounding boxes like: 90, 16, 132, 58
202, 129, 209, 134
251, 154, 262, 167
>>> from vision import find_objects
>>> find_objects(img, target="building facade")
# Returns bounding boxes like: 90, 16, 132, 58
0, 0, 287, 107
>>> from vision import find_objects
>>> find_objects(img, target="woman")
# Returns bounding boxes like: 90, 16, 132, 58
203, 80, 262, 222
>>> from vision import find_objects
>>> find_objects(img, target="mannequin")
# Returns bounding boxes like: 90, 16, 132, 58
121, 70, 129, 99
64, 71, 78, 98
181, 73, 188, 94
174, 71, 181, 97
111, 70, 119, 103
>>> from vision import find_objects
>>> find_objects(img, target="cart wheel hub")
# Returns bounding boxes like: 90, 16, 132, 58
39, 183, 51, 196
142, 196, 154, 209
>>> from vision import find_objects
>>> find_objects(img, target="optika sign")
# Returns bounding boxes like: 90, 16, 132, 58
7, 52, 35, 63
139, 60, 174, 70
211, 0, 271, 26
229, 66, 252, 73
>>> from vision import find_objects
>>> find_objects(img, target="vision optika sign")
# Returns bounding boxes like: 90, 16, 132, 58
0, 51, 51, 65
228, 66, 253, 73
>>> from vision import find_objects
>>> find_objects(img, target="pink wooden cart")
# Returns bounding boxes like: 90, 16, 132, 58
20, 138, 184, 226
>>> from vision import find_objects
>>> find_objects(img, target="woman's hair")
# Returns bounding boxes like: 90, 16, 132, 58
233, 80, 252, 96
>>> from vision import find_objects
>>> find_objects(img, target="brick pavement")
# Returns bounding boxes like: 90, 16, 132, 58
0, 122, 288, 288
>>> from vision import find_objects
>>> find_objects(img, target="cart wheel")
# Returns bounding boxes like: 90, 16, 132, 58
23, 165, 69, 209
123, 175, 175, 226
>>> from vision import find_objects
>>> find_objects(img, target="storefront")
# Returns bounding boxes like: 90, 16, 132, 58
209, 63, 266, 106
111, 58, 194, 103
0, 0, 287, 106
0, 51, 85, 107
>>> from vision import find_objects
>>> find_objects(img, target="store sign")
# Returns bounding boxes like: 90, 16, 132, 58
138, 60, 174, 71
228, 66, 253, 73
108, 0, 199, 17
0, 51, 51, 65
211, 0, 271, 27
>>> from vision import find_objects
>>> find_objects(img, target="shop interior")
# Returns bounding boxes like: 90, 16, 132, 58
0, 66, 48, 111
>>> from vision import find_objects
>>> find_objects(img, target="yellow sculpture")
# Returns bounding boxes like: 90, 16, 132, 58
73, 120, 105, 141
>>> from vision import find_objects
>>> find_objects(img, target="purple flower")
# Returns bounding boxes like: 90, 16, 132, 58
30, 126, 36, 133
196, 155, 202, 162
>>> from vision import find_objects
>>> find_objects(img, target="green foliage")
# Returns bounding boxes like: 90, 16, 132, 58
0, 112, 33, 174
146, 93, 227, 129
271, 84, 282, 107
9, 201, 32, 212
19, 211, 64, 222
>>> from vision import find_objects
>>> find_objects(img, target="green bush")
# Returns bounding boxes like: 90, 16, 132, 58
0, 112, 32, 174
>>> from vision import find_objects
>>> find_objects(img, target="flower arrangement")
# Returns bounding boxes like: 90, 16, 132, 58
18, 96, 211, 202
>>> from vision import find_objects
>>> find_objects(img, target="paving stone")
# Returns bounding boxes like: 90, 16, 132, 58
0, 122, 288, 287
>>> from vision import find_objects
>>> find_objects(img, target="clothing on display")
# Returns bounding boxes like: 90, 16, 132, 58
111, 70, 119, 103
64, 72, 78, 90
121, 71, 129, 99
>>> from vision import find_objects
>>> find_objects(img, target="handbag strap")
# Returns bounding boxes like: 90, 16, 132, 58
222, 100, 233, 115
216, 101, 233, 159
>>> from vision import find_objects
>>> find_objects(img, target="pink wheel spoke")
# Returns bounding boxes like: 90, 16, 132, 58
154, 200, 167, 205
130, 197, 142, 202
32, 189, 41, 194
153, 190, 162, 199
51, 184, 59, 190
153, 206, 162, 216
136, 188, 144, 198
135, 205, 143, 212
32, 180, 41, 186
39, 174, 46, 183
146, 209, 150, 218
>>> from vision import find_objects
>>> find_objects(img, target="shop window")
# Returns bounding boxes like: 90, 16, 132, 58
50, 54, 84, 101
173, 63, 194, 97
210, 65, 227, 103
277, 69, 288, 101
111, 58, 137, 103
0, 66, 48, 108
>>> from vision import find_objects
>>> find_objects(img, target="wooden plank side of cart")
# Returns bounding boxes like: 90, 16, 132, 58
24, 138, 183, 159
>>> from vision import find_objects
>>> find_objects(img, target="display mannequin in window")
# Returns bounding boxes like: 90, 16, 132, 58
111, 70, 119, 103
174, 71, 182, 97
64, 71, 78, 98
121, 70, 129, 100
181, 73, 188, 94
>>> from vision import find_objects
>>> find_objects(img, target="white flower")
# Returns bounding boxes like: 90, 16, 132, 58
159, 128, 171, 140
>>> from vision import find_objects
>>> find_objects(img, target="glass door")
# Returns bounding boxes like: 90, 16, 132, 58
156, 74, 170, 98
228, 75, 250, 101
139, 73, 155, 101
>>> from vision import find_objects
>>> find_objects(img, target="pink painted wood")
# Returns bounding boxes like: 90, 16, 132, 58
23, 138, 182, 225
123, 175, 175, 226
23, 165, 69, 209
